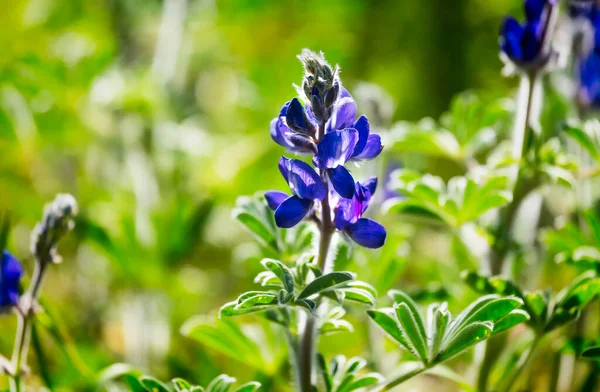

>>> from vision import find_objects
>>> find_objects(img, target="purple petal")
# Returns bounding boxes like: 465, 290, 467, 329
339, 86, 352, 100
522, 22, 541, 62
500, 17, 524, 61
345, 218, 387, 249
286, 98, 309, 133
525, 0, 546, 22
326, 96, 357, 132
351, 134, 383, 161
328, 166, 356, 199
270, 117, 293, 148
334, 197, 356, 230
265, 191, 289, 210
351, 115, 370, 157
363, 177, 378, 196
274, 196, 313, 228
278, 156, 326, 200
1, 250, 23, 307
313, 129, 359, 169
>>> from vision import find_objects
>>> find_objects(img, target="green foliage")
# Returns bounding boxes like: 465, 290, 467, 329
462, 270, 600, 332
368, 290, 527, 370
386, 169, 512, 227
220, 258, 376, 319
316, 354, 383, 392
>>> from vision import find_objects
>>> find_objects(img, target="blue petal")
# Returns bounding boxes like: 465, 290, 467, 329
278, 156, 326, 200
313, 128, 359, 169
351, 134, 383, 161
274, 196, 313, 228
500, 17, 524, 61
328, 166, 356, 199
363, 177, 378, 196
286, 98, 309, 133
265, 191, 289, 210
525, 0, 546, 22
1, 250, 23, 307
326, 96, 357, 132
345, 218, 387, 249
351, 115, 370, 157
270, 117, 292, 148
339, 86, 352, 100
522, 22, 541, 62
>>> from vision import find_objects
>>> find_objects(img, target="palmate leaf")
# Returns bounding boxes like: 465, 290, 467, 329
297, 272, 354, 299
368, 290, 527, 372
385, 169, 511, 228
139, 376, 171, 392
260, 259, 295, 293
137, 375, 261, 392
233, 195, 278, 252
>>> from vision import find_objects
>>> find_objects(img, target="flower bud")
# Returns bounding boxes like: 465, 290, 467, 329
30, 194, 78, 264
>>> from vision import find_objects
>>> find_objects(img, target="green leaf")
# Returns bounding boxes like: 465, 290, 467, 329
317, 353, 333, 392
235, 292, 278, 309
338, 287, 376, 305
234, 382, 261, 392
492, 309, 530, 335
206, 375, 236, 392
340, 373, 384, 391
564, 125, 600, 161
97, 363, 144, 391
429, 303, 450, 359
172, 378, 192, 392
297, 272, 354, 299
219, 301, 274, 317
395, 302, 429, 362
367, 309, 412, 352
446, 295, 499, 340
320, 319, 354, 335
581, 346, 600, 361
261, 258, 295, 293
459, 297, 523, 328
388, 290, 428, 342
139, 376, 171, 392
234, 211, 277, 250
438, 321, 493, 362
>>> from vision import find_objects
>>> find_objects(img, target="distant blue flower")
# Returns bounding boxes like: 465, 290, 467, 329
1, 250, 23, 309
500, 0, 555, 65
334, 178, 386, 249
265, 156, 326, 228
579, 47, 600, 105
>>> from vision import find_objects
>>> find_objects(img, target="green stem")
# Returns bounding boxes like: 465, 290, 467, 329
380, 364, 427, 391
498, 334, 541, 392
298, 120, 335, 392
9, 261, 48, 392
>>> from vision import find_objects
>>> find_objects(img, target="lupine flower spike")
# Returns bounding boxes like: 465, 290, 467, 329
266, 49, 386, 248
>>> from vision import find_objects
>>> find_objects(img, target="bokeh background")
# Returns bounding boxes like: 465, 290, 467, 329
0, 0, 534, 390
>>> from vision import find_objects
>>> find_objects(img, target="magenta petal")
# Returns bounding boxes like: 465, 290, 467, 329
345, 218, 387, 249
274, 196, 313, 228
265, 191, 290, 210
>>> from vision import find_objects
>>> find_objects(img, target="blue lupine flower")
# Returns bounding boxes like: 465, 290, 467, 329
1, 250, 23, 309
579, 50, 600, 105
270, 100, 317, 154
313, 128, 359, 199
500, 0, 556, 65
265, 156, 326, 228
334, 178, 386, 249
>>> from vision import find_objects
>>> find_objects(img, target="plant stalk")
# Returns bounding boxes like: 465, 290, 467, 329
380, 364, 427, 391
498, 334, 541, 392
10, 260, 48, 392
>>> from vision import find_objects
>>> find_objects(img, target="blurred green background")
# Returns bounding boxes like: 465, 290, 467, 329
0, 0, 524, 390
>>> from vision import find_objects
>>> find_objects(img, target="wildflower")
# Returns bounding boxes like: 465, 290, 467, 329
500, 0, 556, 67
334, 178, 386, 248
0, 250, 23, 309
265, 157, 326, 228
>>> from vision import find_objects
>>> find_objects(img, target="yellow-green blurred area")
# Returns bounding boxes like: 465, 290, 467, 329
0, 0, 526, 390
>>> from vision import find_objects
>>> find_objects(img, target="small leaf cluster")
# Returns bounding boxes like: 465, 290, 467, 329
386, 169, 512, 227
367, 290, 527, 369
463, 270, 600, 333
316, 355, 383, 392
98, 364, 260, 392
220, 258, 376, 320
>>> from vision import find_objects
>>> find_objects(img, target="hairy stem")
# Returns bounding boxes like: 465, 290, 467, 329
298, 121, 335, 392
10, 261, 48, 392
380, 364, 427, 391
